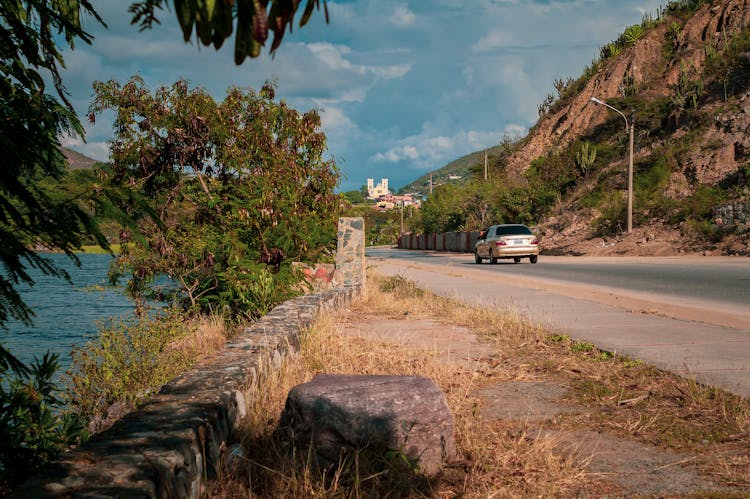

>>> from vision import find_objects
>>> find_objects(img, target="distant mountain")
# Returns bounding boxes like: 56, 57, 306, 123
61, 146, 101, 170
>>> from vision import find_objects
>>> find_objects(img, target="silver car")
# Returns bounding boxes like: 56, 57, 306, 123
474, 224, 539, 264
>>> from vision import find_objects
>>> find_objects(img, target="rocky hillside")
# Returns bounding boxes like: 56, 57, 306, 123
61, 146, 100, 169
502, 0, 750, 256
510, 0, 750, 174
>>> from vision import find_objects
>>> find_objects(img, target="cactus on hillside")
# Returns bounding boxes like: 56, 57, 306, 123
575, 141, 597, 178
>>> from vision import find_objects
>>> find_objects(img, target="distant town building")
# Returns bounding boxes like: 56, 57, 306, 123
374, 193, 421, 211
367, 178, 390, 199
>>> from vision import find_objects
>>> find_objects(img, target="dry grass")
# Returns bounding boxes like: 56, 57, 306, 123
208, 272, 750, 497
536, 335, 750, 488
209, 274, 593, 497
166, 312, 229, 357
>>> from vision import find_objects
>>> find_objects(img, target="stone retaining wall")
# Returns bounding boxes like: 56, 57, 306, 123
398, 231, 480, 253
15, 218, 365, 498
15, 287, 359, 498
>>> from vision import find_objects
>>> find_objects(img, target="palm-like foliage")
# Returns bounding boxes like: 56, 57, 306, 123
1, 1, 106, 370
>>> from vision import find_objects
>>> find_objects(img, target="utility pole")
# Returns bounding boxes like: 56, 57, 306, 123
484, 149, 488, 181
400, 202, 404, 234
429, 173, 433, 194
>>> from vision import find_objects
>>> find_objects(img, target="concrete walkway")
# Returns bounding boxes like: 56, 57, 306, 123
368, 254, 750, 398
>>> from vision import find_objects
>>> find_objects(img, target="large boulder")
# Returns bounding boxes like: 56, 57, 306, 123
279, 374, 455, 475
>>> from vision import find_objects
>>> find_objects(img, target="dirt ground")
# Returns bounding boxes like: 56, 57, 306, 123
537, 218, 750, 258
337, 316, 738, 497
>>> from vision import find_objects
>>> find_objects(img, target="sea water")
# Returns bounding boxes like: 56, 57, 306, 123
0, 253, 135, 372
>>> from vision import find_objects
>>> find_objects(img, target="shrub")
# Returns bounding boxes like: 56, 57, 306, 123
600, 41, 621, 60
348, 206, 409, 246
68, 310, 227, 422
594, 191, 627, 236
91, 78, 341, 321
418, 183, 467, 233
0, 354, 88, 489
670, 185, 727, 224
688, 219, 729, 243
703, 26, 750, 100
664, 0, 709, 18
571, 340, 596, 353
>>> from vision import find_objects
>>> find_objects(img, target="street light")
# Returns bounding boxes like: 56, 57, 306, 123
589, 96, 634, 234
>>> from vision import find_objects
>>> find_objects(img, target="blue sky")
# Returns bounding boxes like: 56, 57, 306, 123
60, 0, 663, 192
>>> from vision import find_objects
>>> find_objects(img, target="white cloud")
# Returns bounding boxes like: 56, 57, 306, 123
372, 145, 420, 163
326, 1, 356, 21
307, 42, 411, 80
308, 43, 355, 70
61, 134, 110, 162
503, 123, 528, 138
370, 63, 412, 79
370, 128, 502, 169
94, 35, 189, 62
473, 30, 515, 52
390, 5, 417, 28
318, 106, 357, 136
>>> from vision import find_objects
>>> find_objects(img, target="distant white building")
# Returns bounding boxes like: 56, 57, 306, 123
366, 178, 390, 199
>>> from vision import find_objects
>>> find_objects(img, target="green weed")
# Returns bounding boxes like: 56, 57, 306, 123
378, 275, 425, 299
0, 354, 89, 489
547, 333, 571, 343
571, 340, 596, 353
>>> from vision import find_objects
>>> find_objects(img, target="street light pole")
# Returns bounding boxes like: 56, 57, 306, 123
400, 202, 404, 234
590, 97, 634, 233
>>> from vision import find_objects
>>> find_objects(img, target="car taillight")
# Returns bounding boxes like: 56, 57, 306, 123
495, 240, 507, 246
531, 239, 539, 245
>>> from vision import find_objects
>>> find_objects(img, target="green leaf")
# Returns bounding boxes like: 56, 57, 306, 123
299, 0, 316, 26
174, 0, 196, 42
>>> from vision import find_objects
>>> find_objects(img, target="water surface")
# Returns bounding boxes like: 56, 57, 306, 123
1, 253, 135, 371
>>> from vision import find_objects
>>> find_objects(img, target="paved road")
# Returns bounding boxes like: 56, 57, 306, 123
366, 247, 750, 397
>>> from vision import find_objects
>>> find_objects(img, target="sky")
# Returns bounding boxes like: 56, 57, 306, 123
59, 0, 664, 192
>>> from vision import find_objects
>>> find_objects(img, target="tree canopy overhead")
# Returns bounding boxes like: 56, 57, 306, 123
129, 0, 329, 64
0, 0, 107, 331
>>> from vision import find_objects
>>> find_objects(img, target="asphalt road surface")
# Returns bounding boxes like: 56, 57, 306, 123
366, 247, 750, 397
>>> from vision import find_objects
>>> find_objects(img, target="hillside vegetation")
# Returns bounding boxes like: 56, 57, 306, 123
397, 144, 505, 196
418, 0, 750, 256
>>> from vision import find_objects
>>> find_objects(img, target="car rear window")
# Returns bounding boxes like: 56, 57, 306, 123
496, 225, 532, 236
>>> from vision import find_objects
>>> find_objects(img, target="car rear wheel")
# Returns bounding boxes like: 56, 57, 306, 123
490, 250, 498, 264
530, 255, 538, 264
513, 257, 521, 263
474, 251, 482, 264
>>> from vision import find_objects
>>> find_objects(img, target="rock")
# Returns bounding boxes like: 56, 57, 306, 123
279, 374, 455, 475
